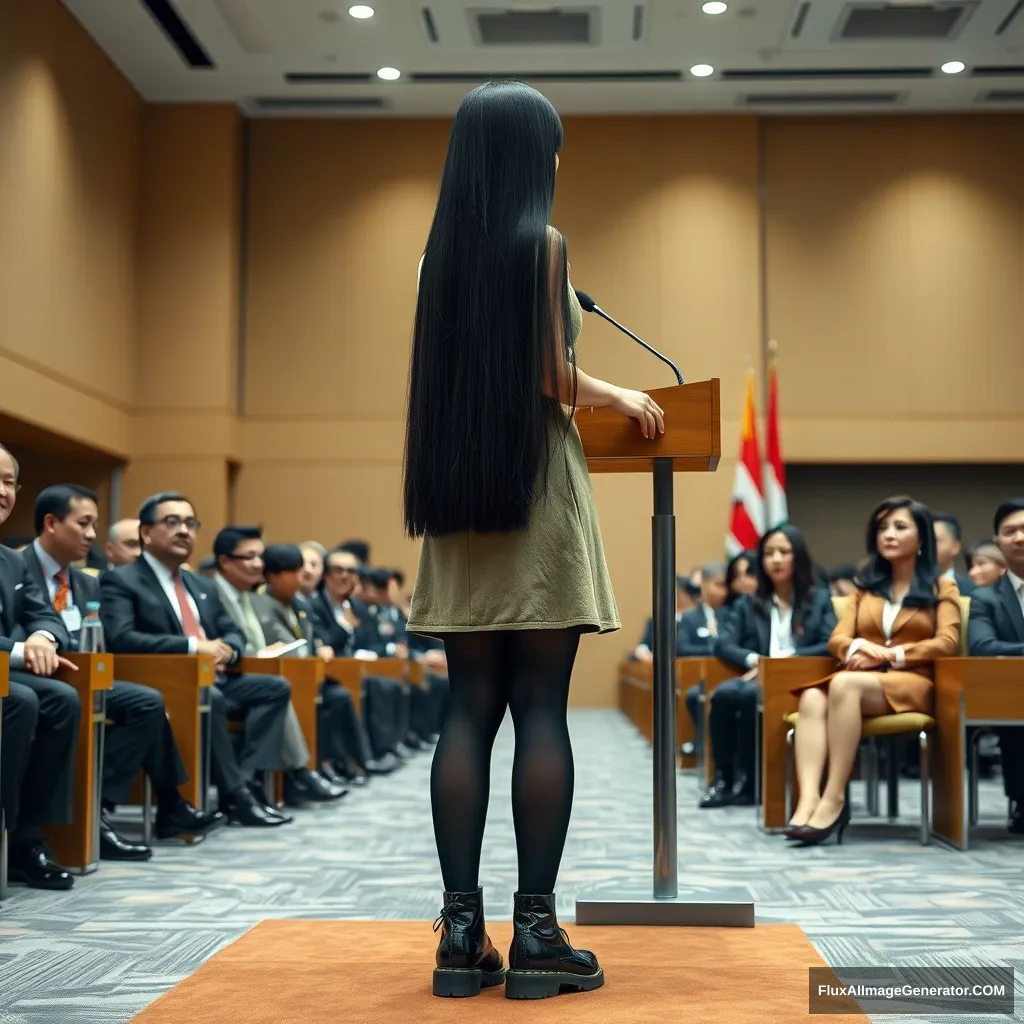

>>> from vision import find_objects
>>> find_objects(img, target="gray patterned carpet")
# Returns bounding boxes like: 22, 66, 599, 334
1, 710, 1021, 1024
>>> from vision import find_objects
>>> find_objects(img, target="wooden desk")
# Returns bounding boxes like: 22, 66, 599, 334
236, 656, 325, 771
675, 658, 701, 769
933, 658, 1024, 850
43, 653, 114, 873
113, 654, 216, 811
618, 659, 653, 742
700, 658, 740, 785
757, 657, 836, 831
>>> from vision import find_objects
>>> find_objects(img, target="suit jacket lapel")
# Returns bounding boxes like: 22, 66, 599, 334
22, 546, 49, 607
137, 558, 187, 635
998, 575, 1024, 643
890, 604, 920, 639
756, 608, 770, 655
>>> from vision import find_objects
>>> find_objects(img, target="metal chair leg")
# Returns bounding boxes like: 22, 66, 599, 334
919, 730, 931, 846
0, 809, 7, 902
886, 736, 900, 822
968, 728, 981, 827
866, 737, 880, 817
142, 776, 153, 846
785, 727, 795, 822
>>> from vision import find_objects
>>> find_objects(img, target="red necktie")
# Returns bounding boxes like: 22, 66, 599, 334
172, 571, 205, 639
54, 570, 70, 612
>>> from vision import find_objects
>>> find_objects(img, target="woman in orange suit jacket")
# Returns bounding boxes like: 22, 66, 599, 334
787, 496, 961, 846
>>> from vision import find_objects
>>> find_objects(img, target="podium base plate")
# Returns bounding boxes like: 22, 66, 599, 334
575, 886, 754, 927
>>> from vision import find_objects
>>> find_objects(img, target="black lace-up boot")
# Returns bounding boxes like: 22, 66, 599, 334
505, 892, 604, 999
432, 888, 505, 997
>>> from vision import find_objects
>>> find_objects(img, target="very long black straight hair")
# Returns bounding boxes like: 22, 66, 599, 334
403, 81, 576, 538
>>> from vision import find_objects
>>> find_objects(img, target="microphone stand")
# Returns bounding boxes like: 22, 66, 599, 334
585, 303, 684, 386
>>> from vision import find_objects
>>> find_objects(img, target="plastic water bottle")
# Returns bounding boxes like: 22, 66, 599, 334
79, 601, 105, 653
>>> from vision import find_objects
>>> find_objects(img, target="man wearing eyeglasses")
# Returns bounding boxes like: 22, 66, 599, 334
100, 493, 294, 828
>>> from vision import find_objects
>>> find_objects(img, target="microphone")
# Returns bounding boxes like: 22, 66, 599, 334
574, 290, 684, 385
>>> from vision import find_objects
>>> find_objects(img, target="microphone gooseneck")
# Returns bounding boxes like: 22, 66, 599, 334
573, 289, 684, 385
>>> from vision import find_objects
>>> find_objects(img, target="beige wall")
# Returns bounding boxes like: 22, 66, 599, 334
0, 0, 139, 456
124, 104, 244, 555
764, 114, 1024, 462
238, 116, 762, 705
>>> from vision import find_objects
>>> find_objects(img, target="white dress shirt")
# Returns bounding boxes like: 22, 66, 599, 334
34, 540, 73, 607
144, 551, 202, 654
769, 598, 796, 659
7, 542, 61, 670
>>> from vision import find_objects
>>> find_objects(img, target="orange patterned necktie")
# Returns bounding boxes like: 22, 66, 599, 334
54, 570, 70, 612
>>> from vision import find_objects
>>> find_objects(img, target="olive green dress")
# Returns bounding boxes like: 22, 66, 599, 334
406, 285, 620, 638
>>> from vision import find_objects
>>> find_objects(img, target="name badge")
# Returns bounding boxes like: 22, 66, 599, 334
61, 607, 83, 633
697, 626, 710, 638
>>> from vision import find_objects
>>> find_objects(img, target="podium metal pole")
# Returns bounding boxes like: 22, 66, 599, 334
651, 458, 678, 898
574, 458, 754, 927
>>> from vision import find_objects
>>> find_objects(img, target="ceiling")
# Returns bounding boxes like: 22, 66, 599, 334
60, 0, 1024, 116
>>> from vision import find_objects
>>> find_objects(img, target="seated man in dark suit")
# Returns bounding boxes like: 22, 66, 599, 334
934, 512, 976, 596
100, 492, 293, 829
0, 445, 80, 890
28, 485, 223, 858
256, 544, 378, 786
676, 564, 730, 759
210, 526, 344, 807
966, 498, 1024, 836
632, 573, 700, 663
310, 547, 405, 764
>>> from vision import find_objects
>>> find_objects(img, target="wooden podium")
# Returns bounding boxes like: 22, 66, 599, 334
573, 379, 753, 927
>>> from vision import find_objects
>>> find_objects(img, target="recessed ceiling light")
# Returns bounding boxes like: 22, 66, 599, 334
702, 2, 728, 13
376, 66, 401, 81
348, 4, 375, 17
689, 63, 714, 77
940, 60, 965, 74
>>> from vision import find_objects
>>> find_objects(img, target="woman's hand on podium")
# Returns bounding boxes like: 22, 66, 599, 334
610, 388, 665, 439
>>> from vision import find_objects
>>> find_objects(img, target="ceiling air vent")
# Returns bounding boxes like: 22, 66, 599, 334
980, 89, 1024, 102
472, 8, 595, 45
284, 73, 374, 84
837, 3, 977, 40
253, 97, 387, 110
743, 91, 901, 106
140, 0, 213, 67
411, 70, 680, 83
723, 67, 932, 79
972, 65, 1024, 77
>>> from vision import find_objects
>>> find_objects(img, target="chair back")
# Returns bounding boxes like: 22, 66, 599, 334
958, 595, 971, 657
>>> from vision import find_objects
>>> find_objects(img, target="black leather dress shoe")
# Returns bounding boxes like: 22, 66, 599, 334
226, 787, 291, 827
155, 798, 226, 840
100, 815, 153, 861
699, 773, 735, 808
8, 842, 75, 890
285, 767, 347, 804
1008, 799, 1024, 835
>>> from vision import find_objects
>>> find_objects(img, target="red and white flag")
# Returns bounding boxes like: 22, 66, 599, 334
726, 372, 764, 556
764, 363, 788, 530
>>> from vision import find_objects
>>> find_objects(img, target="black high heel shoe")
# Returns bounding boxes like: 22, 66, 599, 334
791, 803, 851, 846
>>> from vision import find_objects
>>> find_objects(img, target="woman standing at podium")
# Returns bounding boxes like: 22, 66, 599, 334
403, 81, 664, 1001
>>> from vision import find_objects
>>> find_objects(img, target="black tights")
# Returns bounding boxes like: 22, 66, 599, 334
430, 628, 580, 896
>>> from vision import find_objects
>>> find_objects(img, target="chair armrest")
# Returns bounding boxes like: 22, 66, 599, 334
113, 653, 216, 695
675, 657, 703, 691
0, 651, 9, 698
55, 653, 114, 695
936, 657, 1024, 721
760, 656, 836, 702
368, 657, 407, 683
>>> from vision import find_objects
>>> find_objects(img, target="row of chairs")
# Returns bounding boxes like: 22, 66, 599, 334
619, 595, 1023, 849
0, 651, 428, 899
